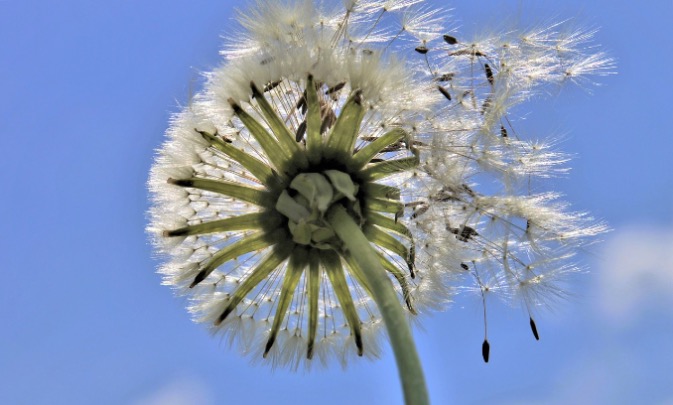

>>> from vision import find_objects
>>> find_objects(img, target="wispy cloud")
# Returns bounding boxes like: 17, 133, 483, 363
596, 224, 673, 322
130, 375, 213, 405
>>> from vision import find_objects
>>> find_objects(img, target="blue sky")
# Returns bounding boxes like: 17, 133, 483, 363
1, 1, 672, 404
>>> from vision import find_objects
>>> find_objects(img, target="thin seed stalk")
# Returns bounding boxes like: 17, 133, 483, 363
326, 205, 429, 405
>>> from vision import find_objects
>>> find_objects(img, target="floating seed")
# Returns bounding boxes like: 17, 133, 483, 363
438, 85, 452, 101
296, 120, 307, 142
482, 339, 490, 363
450, 49, 486, 57
530, 317, 540, 340
485, 63, 494, 85
435, 73, 455, 82
443, 34, 458, 45
320, 107, 337, 134
325, 82, 346, 95
415, 46, 429, 54
449, 225, 479, 242
296, 93, 307, 115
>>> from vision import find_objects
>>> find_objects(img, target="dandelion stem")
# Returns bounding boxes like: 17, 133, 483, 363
327, 205, 429, 405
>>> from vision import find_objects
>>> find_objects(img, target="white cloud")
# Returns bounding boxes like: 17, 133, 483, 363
596, 224, 673, 322
130, 375, 213, 405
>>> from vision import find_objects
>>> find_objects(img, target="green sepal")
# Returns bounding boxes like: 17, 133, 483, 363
264, 246, 308, 357
375, 250, 416, 314
363, 225, 415, 278
350, 128, 408, 170
214, 241, 294, 324
367, 212, 413, 240
168, 177, 274, 208
250, 82, 309, 170
364, 197, 405, 217
322, 251, 364, 356
164, 211, 280, 237
362, 183, 401, 201
191, 228, 286, 288
229, 99, 292, 174
360, 155, 420, 182
305, 75, 322, 164
324, 90, 365, 160
196, 129, 282, 188
339, 252, 373, 298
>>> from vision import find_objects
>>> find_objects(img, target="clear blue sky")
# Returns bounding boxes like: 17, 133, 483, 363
1, 1, 672, 404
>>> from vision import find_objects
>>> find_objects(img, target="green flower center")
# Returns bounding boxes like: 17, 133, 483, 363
276, 170, 361, 249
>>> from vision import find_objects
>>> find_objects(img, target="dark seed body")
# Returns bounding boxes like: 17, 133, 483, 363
530, 317, 540, 340
438, 85, 451, 101
443, 34, 458, 45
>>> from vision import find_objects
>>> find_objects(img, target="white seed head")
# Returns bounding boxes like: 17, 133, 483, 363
149, 0, 611, 368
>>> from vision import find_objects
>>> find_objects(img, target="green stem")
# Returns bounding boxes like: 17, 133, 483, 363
326, 205, 429, 405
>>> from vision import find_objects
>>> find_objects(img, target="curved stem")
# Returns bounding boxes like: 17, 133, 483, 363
326, 205, 429, 405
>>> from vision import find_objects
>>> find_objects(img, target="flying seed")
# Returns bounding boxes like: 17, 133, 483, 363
296, 93, 307, 115
461, 183, 476, 197
460, 263, 469, 270
530, 317, 540, 340
481, 96, 492, 114
296, 120, 307, 142
443, 34, 458, 45
411, 203, 429, 219
482, 339, 490, 363
320, 106, 337, 134
415, 46, 429, 54
430, 188, 459, 202
381, 141, 407, 152
450, 49, 486, 57
352, 89, 363, 105
484, 63, 494, 85
325, 82, 346, 95
449, 225, 478, 242
435, 73, 455, 82
437, 85, 451, 101
500, 125, 508, 138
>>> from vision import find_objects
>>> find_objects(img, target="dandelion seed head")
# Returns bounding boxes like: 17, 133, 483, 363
149, 0, 611, 368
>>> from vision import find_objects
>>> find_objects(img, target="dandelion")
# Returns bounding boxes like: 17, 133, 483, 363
148, 0, 611, 403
